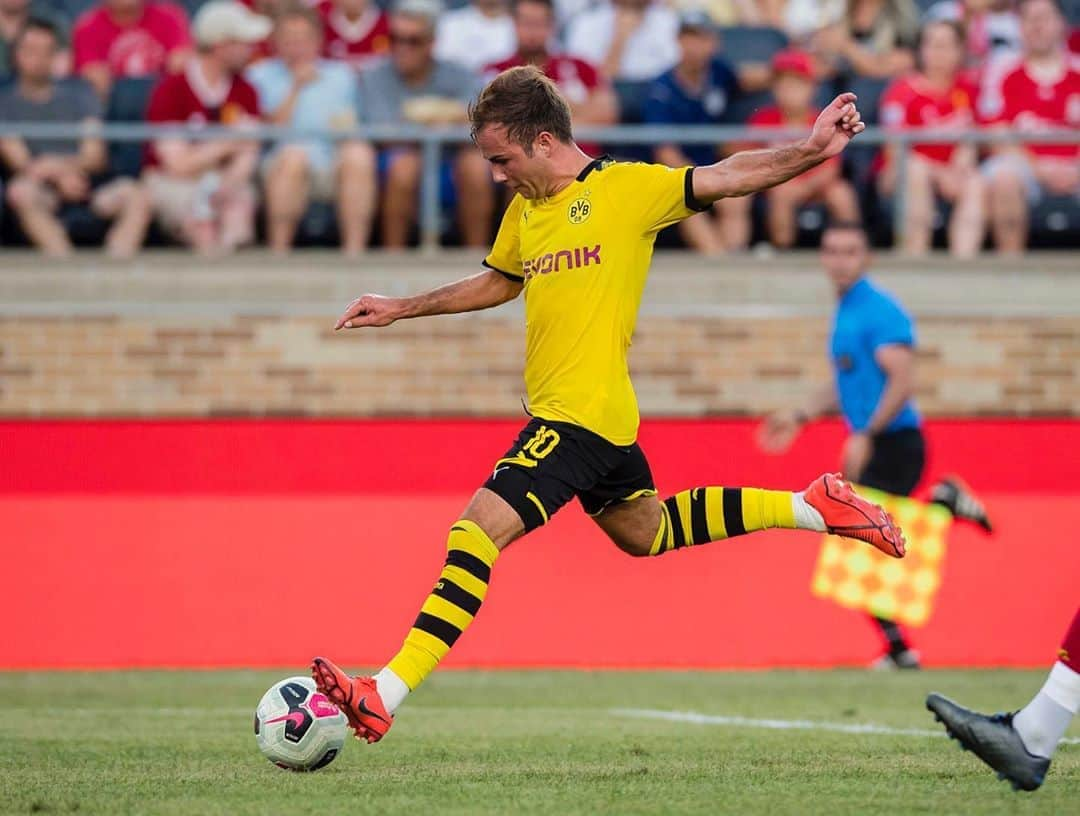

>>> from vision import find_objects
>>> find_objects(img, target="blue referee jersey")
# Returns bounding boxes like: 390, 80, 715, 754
830, 277, 921, 434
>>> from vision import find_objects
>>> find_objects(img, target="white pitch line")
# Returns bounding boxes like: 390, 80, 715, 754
611, 708, 1080, 745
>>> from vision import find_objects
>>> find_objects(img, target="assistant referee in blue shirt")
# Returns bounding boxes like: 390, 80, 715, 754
760, 222, 992, 668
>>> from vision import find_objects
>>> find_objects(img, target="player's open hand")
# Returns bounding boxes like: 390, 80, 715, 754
334, 294, 400, 330
807, 93, 865, 160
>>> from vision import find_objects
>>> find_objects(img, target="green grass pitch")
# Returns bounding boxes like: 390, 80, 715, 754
4, 669, 1077, 815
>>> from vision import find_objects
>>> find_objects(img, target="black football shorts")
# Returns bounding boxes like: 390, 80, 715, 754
482, 417, 657, 532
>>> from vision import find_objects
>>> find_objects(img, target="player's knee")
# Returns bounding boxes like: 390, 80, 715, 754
621, 538, 654, 558
608, 531, 653, 558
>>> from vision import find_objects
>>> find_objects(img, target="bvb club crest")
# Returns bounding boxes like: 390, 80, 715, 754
568, 197, 591, 224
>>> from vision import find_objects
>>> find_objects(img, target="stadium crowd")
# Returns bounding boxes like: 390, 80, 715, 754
0, 0, 1076, 255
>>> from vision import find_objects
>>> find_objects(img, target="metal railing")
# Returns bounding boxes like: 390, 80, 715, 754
1, 122, 1076, 251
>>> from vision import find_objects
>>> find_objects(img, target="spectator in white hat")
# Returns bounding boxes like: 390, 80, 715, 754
142, 1, 268, 254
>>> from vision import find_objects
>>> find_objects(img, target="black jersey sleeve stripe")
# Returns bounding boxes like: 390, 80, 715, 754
684, 167, 710, 212
482, 259, 524, 281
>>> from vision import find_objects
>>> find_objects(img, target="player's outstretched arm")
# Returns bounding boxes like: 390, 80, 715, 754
334, 269, 523, 330
692, 93, 865, 203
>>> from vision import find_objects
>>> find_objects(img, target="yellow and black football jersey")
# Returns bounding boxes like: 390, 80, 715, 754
484, 157, 708, 445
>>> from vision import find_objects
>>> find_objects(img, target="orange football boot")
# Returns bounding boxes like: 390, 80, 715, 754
804, 472, 906, 558
311, 656, 393, 743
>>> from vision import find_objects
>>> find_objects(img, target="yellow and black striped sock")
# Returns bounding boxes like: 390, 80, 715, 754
387, 520, 498, 690
650, 487, 797, 556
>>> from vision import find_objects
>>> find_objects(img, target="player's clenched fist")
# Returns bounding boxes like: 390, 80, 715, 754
334, 294, 401, 330
808, 92, 865, 160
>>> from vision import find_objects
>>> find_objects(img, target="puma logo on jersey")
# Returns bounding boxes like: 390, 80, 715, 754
522, 245, 601, 280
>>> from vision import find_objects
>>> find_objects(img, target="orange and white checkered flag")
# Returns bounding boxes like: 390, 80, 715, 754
811, 486, 953, 626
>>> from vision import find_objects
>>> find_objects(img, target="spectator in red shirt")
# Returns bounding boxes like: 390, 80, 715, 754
979, 0, 1079, 253
143, 0, 268, 254
728, 50, 859, 249
73, 0, 192, 98
484, 0, 616, 157
319, 0, 391, 68
879, 19, 983, 257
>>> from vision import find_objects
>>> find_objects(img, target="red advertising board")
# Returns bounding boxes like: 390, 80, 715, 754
3, 419, 1077, 668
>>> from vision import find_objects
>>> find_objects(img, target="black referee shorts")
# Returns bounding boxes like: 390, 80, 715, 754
857, 427, 926, 497
482, 417, 657, 532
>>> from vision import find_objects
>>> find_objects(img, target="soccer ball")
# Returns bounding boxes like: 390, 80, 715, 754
254, 676, 348, 771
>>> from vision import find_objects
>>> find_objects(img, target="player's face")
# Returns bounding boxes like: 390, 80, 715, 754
514, 2, 553, 58
13, 28, 56, 83
1020, 0, 1065, 57
474, 124, 551, 199
820, 229, 870, 293
920, 22, 963, 76
275, 16, 320, 65
773, 73, 813, 115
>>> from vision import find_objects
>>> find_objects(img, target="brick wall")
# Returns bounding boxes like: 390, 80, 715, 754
2, 313, 1077, 417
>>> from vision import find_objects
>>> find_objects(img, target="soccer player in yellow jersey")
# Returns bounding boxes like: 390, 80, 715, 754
312, 65, 906, 743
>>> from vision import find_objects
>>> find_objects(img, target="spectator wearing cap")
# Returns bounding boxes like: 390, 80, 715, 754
483, 0, 616, 157
358, 0, 491, 248
566, 0, 679, 83
72, 0, 193, 99
0, 0, 69, 80
143, 0, 267, 254
979, 0, 1079, 254
435, 0, 515, 74
878, 19, 983, 257
813, 0, 919, 81
318, 0, 391, 69
726, 49, 859, 250
642, 10, 745, 254
0, 17, 152, 256
247, 5, 375, 255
